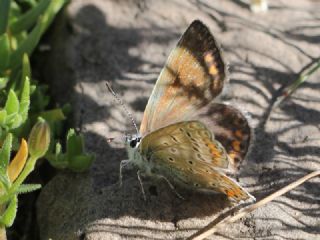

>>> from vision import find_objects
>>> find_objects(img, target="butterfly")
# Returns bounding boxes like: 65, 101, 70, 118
122, 20, 255, 203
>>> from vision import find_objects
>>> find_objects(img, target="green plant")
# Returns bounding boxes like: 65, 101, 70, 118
0, 0, 68, 73
0, 0, 68, 138
0, 0, 94, 237
0, 0, 94, 172
0, 119, 50, 236
48, 129, 94, 172
0, 73, 30, 136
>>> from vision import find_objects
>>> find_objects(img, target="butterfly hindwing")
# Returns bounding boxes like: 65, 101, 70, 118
200, 103, 252, 171
139, 121, 253, 201
140, 121, 230, 170
140, 20, 227, 136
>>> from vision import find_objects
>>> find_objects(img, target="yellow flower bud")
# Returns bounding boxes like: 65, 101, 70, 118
8, 139, 28, 182
28, 120, 50, 158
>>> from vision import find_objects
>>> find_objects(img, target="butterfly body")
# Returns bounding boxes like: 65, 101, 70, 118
123, 20, 255, 203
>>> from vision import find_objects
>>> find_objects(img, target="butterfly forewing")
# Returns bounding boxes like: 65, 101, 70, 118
140, 121, 253, 202
140, 20, 227, 136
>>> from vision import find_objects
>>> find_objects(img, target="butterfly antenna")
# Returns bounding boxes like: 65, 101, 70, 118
105, 82, 139, 135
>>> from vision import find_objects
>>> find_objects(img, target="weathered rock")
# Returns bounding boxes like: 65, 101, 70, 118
37, 0, 320, 239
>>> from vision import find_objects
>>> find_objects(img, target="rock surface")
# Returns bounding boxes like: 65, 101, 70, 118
37, 0, 320, 239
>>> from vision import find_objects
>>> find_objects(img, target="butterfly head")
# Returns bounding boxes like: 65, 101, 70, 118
126, 134, 142, 149
125, 134, 149, 172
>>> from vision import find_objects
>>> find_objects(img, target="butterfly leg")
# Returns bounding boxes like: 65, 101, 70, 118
153, 174, 184, 200
119, 160, 130, 187
137, 170, 147, 201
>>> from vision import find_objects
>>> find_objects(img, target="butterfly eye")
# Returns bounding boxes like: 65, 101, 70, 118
130, 139, 137, 148
129, 137, 141, 148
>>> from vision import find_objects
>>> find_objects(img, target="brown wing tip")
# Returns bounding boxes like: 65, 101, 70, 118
183, 20, 228, 97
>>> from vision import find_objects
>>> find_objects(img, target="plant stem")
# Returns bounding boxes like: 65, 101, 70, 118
0, 204, 6, 240
274, 58, 320, 107
0, 227, 6, 240
0, 156, 37, 204
188, 170, 320, 240
11, 156, 37, 192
